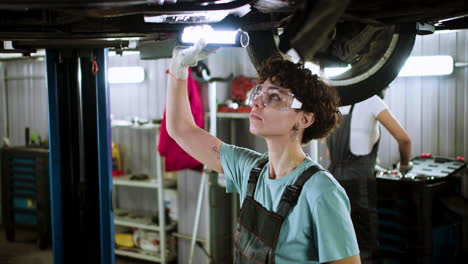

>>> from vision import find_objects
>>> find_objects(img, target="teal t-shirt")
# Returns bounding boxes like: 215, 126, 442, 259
220, 143, 359, 263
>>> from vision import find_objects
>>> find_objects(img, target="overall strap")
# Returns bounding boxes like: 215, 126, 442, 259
276, 165, 324, 218
350, 103, 355, 114
246, 159, 268, 197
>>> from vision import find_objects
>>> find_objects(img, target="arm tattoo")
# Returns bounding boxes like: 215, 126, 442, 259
212, 146, 220, 160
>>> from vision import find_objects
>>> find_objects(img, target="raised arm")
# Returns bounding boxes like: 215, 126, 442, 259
376, 109, 412, 167
166, 40, 224, 173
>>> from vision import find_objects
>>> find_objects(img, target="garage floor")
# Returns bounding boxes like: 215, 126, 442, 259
0, 227, 51, 264
0, 225, 163, 264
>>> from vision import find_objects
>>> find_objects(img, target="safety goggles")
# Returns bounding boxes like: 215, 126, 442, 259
246, 84, 302, 111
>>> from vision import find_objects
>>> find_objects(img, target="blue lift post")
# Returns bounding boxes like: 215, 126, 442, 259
46, 48, 114, 264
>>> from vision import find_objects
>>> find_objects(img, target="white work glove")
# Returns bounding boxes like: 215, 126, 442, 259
169, 38, 218, 80
397, 161, 413, 175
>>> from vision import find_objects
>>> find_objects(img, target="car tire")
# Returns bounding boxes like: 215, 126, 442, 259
328, 24, 417, 105
246, 29, 281, 71
246, 24, 416, 106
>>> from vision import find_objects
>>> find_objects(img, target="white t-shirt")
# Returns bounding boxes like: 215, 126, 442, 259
338, 95, 388, 156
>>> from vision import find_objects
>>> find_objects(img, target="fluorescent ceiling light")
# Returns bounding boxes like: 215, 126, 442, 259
434, 29, 463, 34
305, 56, 454, 78
398, 55, 453, 77
108, 66, 145, 84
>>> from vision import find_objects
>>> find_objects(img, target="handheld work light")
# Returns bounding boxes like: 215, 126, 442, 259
179, 25, 249, 47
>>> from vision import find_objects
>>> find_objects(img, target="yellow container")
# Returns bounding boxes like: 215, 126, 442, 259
115, 233, 135, 248
112, 142, 123, 171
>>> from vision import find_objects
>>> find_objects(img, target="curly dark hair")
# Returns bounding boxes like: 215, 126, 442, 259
257, 55, 342, 144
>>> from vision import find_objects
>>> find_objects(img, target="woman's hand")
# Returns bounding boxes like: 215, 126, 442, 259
398, 161, 413, 175
169, 32, 218, 80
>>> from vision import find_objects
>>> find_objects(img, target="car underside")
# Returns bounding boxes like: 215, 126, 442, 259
1, 0, 468, 104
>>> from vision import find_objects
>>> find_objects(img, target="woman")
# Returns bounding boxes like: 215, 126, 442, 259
326, 91, 412, 263
166, 39, 361, 264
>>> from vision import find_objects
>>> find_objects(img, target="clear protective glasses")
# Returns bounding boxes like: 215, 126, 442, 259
246, 84, 303, 111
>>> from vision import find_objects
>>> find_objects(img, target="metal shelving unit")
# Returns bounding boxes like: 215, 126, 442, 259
114, 247, 176, 263
111, 121, 175, 263
113, 174, 160, 188
114, 209, 177, 231
214, 112, 249, 119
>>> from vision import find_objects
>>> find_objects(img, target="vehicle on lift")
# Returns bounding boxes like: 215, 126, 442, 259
0, 0, 467, 104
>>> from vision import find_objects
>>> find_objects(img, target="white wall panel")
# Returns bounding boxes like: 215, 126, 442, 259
402, 37, 424, 161
421, 34, 441, 156
0, 63, 6, 144
378, 30, 468, 168
0, 59, 48, 146
456, 32, 468, 157
438, 33, 458, 158
108, 54, 171, 121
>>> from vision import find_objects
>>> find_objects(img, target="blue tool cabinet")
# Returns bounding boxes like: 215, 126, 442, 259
1, 147, 50, 249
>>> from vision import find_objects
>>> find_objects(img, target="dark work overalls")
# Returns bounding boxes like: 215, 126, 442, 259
326, 104, 379, 263
234, 160, 323, 264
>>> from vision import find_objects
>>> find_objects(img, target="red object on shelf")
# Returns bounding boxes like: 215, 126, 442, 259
420, 153, 433, 158
217, 105, 230, 112
456, 156, 465, 162
112, 170, 124, 178
231, 75, 257, 101
237, 106, 252, 113
217, 105, 252, 113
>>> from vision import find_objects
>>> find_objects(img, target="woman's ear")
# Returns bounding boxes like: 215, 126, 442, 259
300, 112, 315, 129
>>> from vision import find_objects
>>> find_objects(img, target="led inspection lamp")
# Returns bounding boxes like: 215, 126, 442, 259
178, 25, 249, 47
